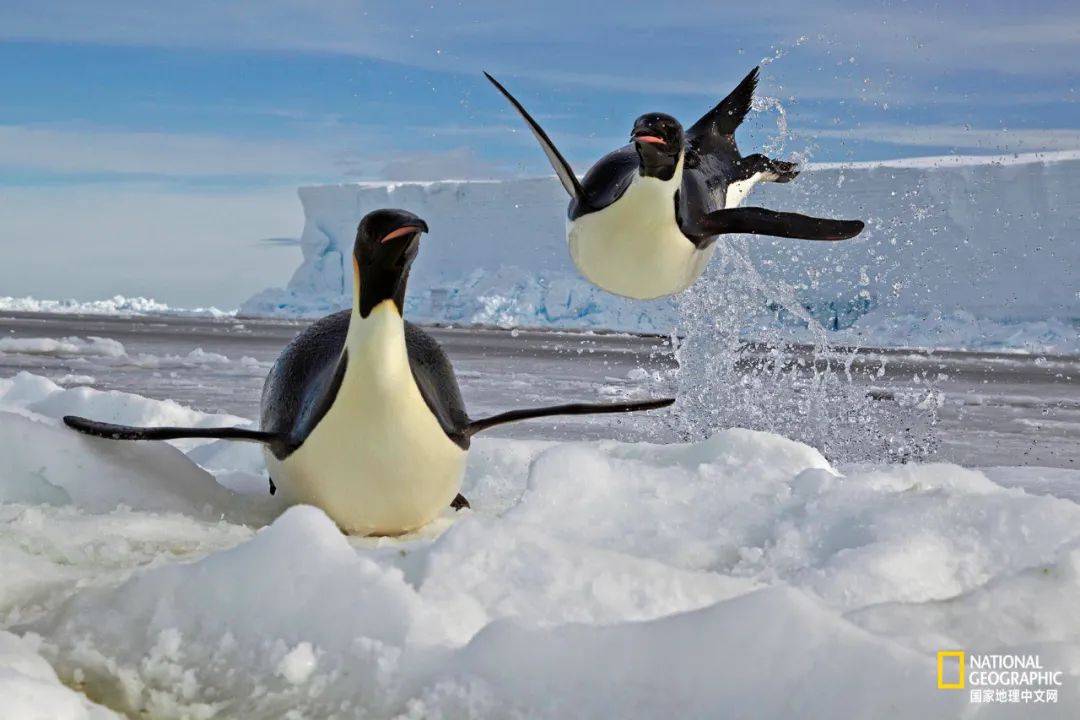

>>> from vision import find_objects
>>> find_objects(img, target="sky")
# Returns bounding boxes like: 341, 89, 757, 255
0, 1, 1078, 306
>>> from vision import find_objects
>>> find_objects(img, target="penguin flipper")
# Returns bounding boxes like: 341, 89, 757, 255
483, 71, 587, 204
464, 397, 673, 438
688, 66, 759, 141
63, 415, 280, 444
685, 207, 865, 247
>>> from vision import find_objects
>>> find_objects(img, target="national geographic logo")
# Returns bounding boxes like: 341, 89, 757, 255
938, 651, 1063, 705
938, 651, 965, 689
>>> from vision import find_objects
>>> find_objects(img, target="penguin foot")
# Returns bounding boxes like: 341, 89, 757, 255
451, 493, 470, 511
268, 477, 276, 496
768, 158, 800, 183
738, 153, 799, 183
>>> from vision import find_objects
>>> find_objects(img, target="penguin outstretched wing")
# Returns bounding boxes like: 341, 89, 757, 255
484, 72, 588, 208
687, 66, 758, 153
685, 67, 799, 186
404, 322, 671, 444
683, 207, 865, 248
63, 416, 282, 444
464, 397, 674, 438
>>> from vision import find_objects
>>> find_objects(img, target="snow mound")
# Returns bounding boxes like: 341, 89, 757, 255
243, 151, 1080, 352
0, 372, 276, 522
0, 371, 247, 433
2, 371, 1080, 716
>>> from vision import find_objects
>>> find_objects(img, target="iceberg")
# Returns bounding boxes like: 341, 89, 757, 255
242, 151, 1080, 352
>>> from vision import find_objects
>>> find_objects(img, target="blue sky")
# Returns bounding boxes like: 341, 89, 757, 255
0, 1, 1078, 305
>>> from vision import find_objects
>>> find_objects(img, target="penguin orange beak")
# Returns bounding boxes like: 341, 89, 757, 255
379, 225, 426, 243
633, 134, 666, 146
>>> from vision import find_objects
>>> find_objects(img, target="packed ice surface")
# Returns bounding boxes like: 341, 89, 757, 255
2, 370, 1079, 717
242, 151, 1079, 353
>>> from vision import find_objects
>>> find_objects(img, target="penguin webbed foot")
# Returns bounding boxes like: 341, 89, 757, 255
687, 207, 865, 245
738, 154, 799, 183
767, 158, 799, 183
451, 493, 470, 511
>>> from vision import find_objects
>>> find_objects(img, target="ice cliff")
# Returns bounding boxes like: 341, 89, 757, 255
242, 151, 1080, 351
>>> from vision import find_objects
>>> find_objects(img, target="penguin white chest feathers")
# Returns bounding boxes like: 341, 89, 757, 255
266, 301, 466, 536
568, 158, 714, 300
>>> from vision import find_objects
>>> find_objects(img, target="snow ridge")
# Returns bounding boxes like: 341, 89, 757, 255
1, 371, 1080, 716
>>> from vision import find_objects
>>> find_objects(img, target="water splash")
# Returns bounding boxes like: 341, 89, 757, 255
750, 36, 814, 162
670, 44, 934, 464
759, 35, 809, 67
669, 238, 940, 463
751, 96, 790, 157
667, 126, 941, 463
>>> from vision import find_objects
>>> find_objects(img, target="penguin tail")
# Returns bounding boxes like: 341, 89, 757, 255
63, 415, 280, 445
463, 397, 674, 438
689, 66, 759, 139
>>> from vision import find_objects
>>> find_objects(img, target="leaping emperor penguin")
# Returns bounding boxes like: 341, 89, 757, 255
64, 209, 674, 536
484, 67, 865, 300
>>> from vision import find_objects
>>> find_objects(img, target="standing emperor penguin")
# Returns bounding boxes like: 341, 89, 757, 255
63, 209, 673, 536
484, 67, 865, 300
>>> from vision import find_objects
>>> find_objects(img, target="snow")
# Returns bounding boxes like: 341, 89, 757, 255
0, 295, 231, 318
2, 370, 1079, 716
0, 336, 125, 358
276, 642, 317, 684
243, 151, 1079, 353
825, 311, 1080, 355
0, 631, 120, 719
0, 335, 266, 375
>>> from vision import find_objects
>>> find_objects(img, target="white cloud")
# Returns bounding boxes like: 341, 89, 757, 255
0, 124, 361, 178
3, 0, 1079, 97
0, 123, 523, 181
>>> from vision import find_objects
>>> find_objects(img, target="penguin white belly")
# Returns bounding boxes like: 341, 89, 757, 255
568, 172, 714, 300
266, 303, 466, 536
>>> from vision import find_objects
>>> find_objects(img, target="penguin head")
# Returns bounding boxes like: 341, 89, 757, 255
631, 113, 684, 180
352, 209, 430, 318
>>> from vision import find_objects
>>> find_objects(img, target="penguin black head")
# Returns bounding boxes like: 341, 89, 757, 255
353, 208, 430, 318
631, 113, 684, 181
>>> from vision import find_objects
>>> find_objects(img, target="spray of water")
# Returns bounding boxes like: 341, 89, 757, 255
669, 88, 940, 464
670, 240, 939, 463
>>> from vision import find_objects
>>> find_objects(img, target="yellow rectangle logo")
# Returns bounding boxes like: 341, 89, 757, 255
938, 651, 965, 689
